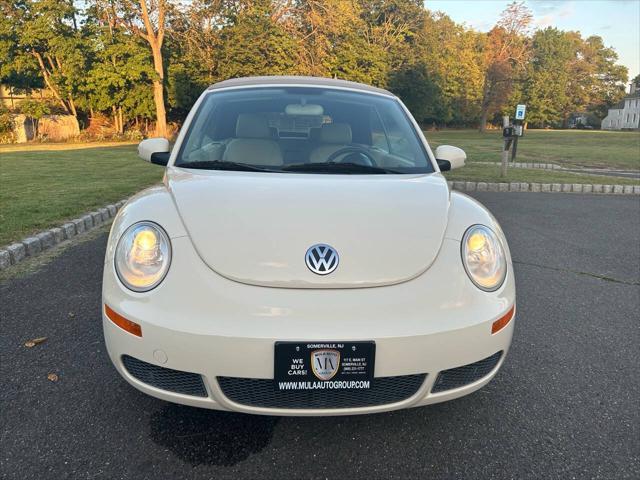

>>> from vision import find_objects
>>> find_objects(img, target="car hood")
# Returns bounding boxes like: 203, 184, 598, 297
167, 168, 450, 288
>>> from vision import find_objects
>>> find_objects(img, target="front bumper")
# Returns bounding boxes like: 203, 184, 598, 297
103, 236, 515, 416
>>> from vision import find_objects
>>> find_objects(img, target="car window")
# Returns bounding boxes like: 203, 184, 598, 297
175, 87, 433, 174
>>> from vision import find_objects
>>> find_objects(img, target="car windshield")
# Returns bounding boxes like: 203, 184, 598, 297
175, 87, 434, 174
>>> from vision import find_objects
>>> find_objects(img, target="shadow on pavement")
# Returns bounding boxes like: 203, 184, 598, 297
149, 404, 279, 466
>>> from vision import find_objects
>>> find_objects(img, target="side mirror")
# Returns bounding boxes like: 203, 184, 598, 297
138, 138, 170, 166
435, 145, 466, 171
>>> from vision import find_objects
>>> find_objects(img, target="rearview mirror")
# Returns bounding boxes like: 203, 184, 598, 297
138, 138, 170, 166
435, 145, 466, 171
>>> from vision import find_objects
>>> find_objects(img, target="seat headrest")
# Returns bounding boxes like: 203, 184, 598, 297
236, 114, 271, 139
320, 123, 352, 144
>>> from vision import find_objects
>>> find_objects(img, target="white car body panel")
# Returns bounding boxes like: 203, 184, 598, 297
103, 77, 516, 416
168, 168, 450, 288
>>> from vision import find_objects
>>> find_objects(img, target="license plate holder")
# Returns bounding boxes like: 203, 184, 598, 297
274, 341, 375, 390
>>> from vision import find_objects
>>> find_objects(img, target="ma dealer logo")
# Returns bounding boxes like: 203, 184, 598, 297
311, 349, 340, 380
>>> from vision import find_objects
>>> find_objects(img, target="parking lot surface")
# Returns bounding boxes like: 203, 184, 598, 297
1, 192, 639, 479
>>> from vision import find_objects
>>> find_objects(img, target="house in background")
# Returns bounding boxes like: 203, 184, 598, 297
0, 84, 53, 109
601, 80, 640, 130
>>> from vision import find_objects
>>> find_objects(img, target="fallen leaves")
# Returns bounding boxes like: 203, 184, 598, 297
24, 337, 47, 348
47, 373, 59, 382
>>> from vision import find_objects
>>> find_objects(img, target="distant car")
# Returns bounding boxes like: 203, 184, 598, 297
102, 76, 515, 416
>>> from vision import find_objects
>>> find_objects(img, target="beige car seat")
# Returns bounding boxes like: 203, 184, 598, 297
309, 123, 353, 163
223, 114, 283, 166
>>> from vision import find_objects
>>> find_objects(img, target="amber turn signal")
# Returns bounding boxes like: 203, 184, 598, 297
105, 304, 142, 337
491, 305, 515, 334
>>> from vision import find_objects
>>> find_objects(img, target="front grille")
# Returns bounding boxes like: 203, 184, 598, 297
431, 351, 503, 393
217, 374, 426, 409
122, 355, 207, 397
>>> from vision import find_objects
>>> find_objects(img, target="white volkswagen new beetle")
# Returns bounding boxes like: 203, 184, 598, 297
102, 76, 515, 416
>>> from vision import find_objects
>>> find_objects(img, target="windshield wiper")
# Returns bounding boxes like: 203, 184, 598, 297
282, 162, 400, 174
177, 160, 280, 173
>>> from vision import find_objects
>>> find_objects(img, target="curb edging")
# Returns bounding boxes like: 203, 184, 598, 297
447, 181, 640, 196
0, 199, 127, 271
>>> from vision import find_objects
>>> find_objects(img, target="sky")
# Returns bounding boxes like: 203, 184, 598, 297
425, 0, 640, 82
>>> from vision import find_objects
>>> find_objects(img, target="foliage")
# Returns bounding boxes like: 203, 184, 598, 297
521, 28, 628, 127
0, 106, 15, 143
0, 0, 631, 136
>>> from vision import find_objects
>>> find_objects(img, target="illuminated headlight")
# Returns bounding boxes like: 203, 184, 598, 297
115, 221, 171, 292
461, 225, 507, 292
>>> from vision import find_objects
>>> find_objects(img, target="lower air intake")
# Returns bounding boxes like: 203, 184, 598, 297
122, 355, 207, 397
431, 351, 503, 393
217, 374, 426, 410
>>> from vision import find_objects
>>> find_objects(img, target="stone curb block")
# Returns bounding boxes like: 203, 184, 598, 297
36, 231, 55, 251
83, 214, 93, 230
0, 198, 128, 271
0, 250, 10, 270
445, 182, 638, 196
99, 208, 110, 222
7, 243, 26, 264
51, 227, 65, 244
62, 223, 76, 239
22, 237, 41, 257
73, 219, 85, 234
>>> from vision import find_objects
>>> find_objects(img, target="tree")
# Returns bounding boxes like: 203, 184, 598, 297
19, 98, 50, 137
101, 0, 171, 138
0, 1, 43, 96
82, 10, 155, 134
522, 29, 628, 127
216, 0, 300, 80
9, 0, 88, 116
576, 35, 628, 121
479, 1, 531, 131
405, 10, 485, 126
521, 28, 574, 127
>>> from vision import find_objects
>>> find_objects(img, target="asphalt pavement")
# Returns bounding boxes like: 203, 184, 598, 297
1, 192, 639, 480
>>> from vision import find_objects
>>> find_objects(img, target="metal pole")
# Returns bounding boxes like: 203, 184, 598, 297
501, 116, 509, 178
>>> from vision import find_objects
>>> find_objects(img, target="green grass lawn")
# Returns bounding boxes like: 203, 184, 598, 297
425, 129, 640, 170
1, 132, 638, 247
0, 144, 163, 245
442, 163, 639, 185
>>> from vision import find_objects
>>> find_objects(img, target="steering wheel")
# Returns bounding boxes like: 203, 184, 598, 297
326, 146, 377, 167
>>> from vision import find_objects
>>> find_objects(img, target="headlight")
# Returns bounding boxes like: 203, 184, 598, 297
115, 221, 171, 292
461, 225, 507, 291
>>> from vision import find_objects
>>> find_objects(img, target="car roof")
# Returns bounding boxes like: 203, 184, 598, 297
207, 76, 395, 97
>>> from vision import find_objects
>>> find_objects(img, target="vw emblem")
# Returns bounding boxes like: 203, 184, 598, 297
305, 244, 339, 275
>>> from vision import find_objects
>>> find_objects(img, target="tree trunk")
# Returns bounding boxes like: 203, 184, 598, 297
150, 42, 167, 138
479, 108, 489, 133
118, 106, 124, 134
68, 96, 77, 117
